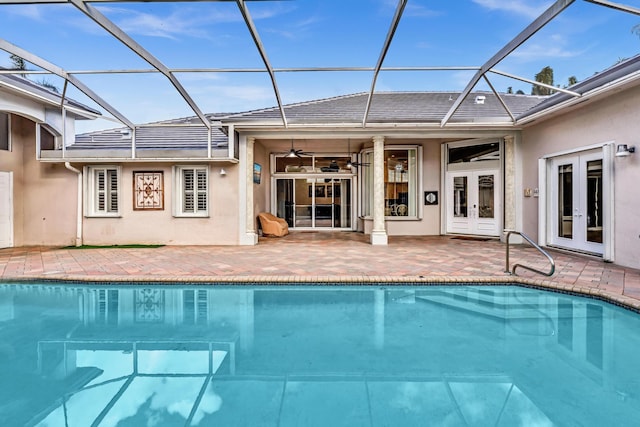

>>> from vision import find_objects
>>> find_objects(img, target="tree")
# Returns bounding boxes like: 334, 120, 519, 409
8, 54, 59, 92
562, 75, 578, 89
9, 54, 26, 78
532, 66, 554, 95
38, 79, 59, 93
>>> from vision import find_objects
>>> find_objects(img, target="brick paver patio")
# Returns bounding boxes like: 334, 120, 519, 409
1, 233, 639, 310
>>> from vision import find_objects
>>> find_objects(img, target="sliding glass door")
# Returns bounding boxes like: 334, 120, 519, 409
276, 178, 352, 230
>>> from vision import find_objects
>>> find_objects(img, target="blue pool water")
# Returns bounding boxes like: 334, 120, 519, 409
0, 283, 639, 426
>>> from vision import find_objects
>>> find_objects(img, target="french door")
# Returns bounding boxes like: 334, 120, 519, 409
549, 151, 603, 254
275, 178, 352, 230
446, 170, 500, 236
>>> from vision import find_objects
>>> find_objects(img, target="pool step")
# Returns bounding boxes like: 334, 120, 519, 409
403, 288, 572, 321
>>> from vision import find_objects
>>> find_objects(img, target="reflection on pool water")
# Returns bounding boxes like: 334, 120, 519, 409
0, 284, 639, 426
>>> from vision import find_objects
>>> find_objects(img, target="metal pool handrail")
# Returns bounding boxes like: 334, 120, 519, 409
504, 230, 555, 277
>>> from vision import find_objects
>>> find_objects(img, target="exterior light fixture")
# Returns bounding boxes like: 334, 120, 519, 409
220, 168, 227, 176
615, 144, 636, 157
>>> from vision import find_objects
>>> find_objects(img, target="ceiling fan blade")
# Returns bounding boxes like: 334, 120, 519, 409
352, 161, 370, 167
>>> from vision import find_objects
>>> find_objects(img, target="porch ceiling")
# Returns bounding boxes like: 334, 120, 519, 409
0, 0, 639, 132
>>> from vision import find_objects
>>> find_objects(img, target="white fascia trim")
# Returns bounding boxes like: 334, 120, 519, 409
40, 157, 240, 163
229, 121, 520, 130
0, 80, 99, 120
540, 141, 613, 159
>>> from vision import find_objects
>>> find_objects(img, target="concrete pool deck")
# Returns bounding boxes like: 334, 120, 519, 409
1, 233, 640, 310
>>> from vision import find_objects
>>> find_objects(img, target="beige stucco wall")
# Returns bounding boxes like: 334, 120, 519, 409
521, 84, 640, 269
0, 114, 78, 246
383, 138, 442, 236
82, 162, 240, 246
253, 141, 269, 229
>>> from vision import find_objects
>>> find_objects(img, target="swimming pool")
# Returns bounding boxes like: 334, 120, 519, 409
0, 283, 638, 426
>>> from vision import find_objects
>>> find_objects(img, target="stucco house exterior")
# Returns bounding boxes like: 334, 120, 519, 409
1, 55, 639, 269
0, 71, 100, 248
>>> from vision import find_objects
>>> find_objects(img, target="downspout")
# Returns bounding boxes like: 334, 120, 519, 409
64, 162, 83, 247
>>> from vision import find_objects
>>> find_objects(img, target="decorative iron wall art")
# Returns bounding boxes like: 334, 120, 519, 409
134, 288, 165, 323
133, 171, 164, 210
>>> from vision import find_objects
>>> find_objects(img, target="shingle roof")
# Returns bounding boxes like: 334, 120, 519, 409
223, 91, 547, 125
73, 125, 228, 150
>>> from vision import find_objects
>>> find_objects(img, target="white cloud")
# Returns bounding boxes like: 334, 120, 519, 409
93, 3, 293, 40
471, 0, 553, 19
511, 34, 585, 60
264, 15, 321, 40
381, 0, 441, 18
5, 4, 44, 21
95, 6, 242, 40
404, 3, 442, 18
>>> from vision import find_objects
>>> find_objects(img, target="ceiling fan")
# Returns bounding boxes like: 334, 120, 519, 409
346, 139, 370, 168
284, 139, 313, 158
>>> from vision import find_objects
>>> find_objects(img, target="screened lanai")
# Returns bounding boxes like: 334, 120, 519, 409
1, 0, 640, 136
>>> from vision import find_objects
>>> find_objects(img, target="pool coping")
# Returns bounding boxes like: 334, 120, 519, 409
3, 274, 640, 313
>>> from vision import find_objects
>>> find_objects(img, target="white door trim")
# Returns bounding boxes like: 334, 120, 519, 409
445, 169, 501, 237
540, 143, 614, 260
0, 171, 13, 248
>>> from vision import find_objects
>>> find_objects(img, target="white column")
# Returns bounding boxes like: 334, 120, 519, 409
371, 135, 388, 245
241, 136, 258, 245
503, 135, 516, 235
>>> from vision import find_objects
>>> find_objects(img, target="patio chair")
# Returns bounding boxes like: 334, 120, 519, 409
258, 212, 290, 237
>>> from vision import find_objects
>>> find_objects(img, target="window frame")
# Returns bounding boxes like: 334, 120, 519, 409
0, 112, 10, 152
85, 165, 122, 217
360, 145, 421, 219
37, 123, 61, 151
173, 165, 209, 217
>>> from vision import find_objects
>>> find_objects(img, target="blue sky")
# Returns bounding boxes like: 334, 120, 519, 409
1, 0, 640, 132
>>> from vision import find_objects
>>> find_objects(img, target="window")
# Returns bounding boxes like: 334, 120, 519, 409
174, 166, 208, 216
448, 142, 499, 163
0, 112, 9, 151
362, 147, 419, 218
97, 289, 119, 325
86, 166, 121, 216
38, 124, 58, 150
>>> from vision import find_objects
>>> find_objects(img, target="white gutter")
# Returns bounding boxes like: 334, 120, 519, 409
64, 162, 83, 247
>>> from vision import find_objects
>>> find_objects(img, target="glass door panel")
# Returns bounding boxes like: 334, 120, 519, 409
447, 173, 472, 235
295, 179, 313, 228
329, 179, 351, 228
477, 175, 494, 219
453, 176, 468, 218
276, 179, 293, 227
586, 160, 603, 244
314, 178, 332, 228
557, 163, 574, 239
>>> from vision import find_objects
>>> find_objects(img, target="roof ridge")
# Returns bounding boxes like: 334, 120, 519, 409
223, 92, 369, 118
